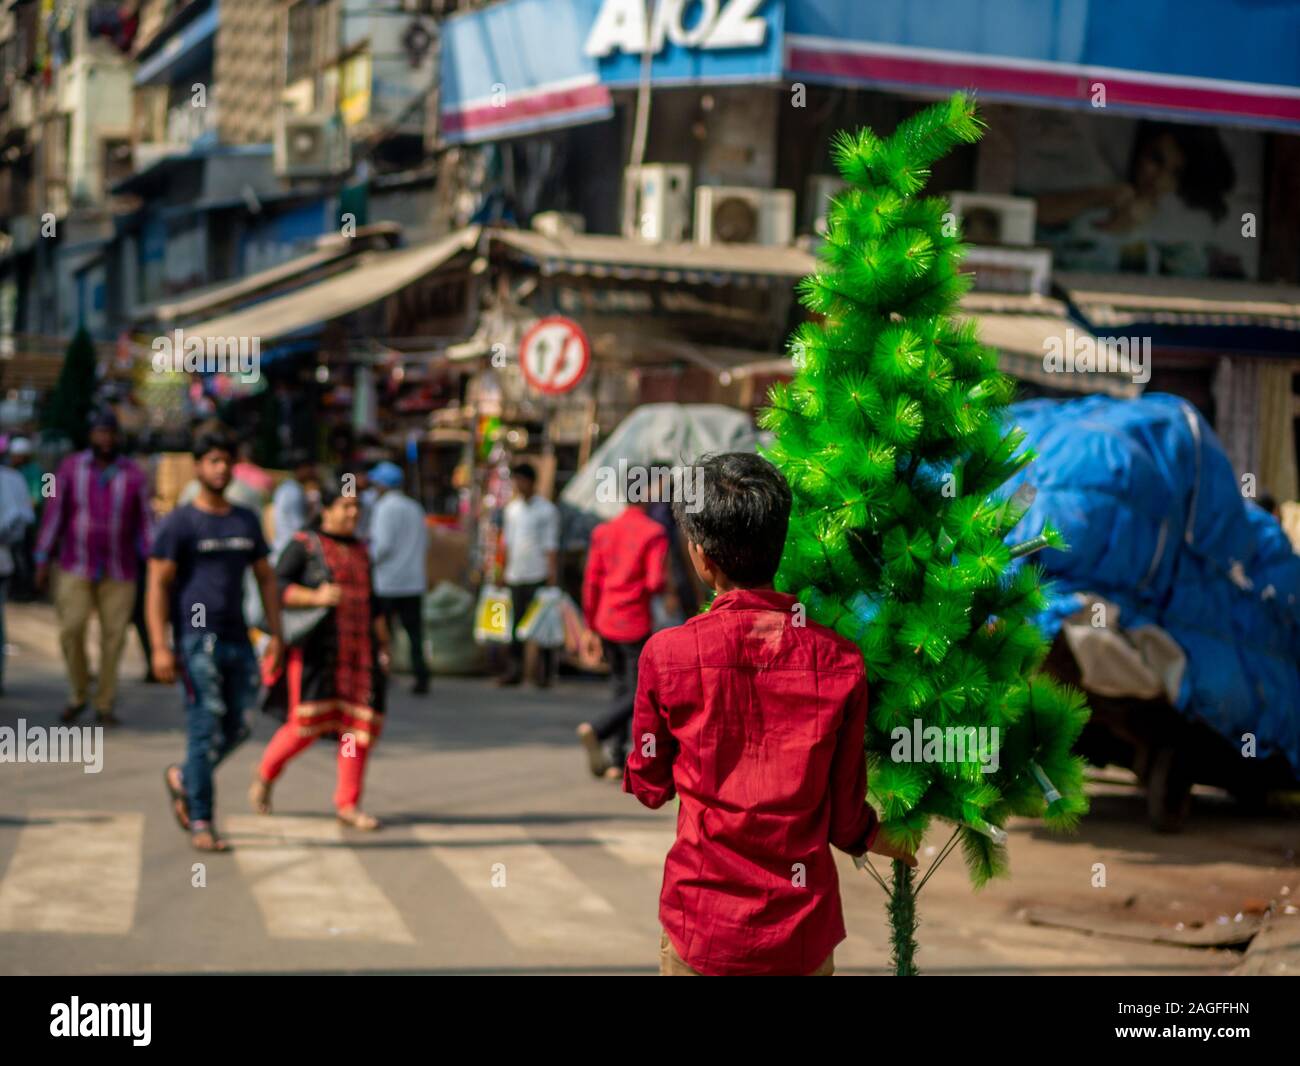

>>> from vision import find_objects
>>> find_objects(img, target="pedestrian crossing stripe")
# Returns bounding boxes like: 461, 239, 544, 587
587, 828, 675, 872
410, 824, 648, 952
226, 815, 414, 945
0, 810, 143, 935
0, 811, 678, 948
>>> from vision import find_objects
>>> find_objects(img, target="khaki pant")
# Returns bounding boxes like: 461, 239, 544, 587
54, 571, 136, 713
658, 931, 834, 976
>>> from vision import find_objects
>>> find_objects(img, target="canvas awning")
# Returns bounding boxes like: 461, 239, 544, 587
186, 227, 480, 342
491, 229, 816, 285
137, 247, 349, 329
1058, 272, 1300, 332
491, 231, 1128, 393
135, 224, 403, 328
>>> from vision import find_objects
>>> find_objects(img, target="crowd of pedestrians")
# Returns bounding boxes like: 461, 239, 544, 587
8, 410, 429, 851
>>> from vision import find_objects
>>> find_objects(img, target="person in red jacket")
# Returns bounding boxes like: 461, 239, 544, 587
624, 452, 916, 976
578, 500, 668, 779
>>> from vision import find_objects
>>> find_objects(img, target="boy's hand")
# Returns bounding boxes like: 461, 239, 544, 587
867, 834, 918, 868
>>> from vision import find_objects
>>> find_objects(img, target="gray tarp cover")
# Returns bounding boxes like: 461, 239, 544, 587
560, 403, 761, 521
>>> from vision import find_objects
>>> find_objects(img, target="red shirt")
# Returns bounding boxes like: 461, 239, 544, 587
624, 588, 879, 976
582, 507, 669, 643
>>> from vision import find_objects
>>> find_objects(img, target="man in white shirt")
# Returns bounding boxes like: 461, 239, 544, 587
498, 462, 559, 687
368, 461, 431, 695
271, 451, 316, 556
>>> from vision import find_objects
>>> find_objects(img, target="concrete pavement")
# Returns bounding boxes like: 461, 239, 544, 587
1, 602, 1296, 975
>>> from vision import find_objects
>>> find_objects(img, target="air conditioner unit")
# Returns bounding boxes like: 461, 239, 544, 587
948, 192, 1037, 247
695, 186, 795, 247
622, 164, 691, 243
274, 112, 349, 179
282, 78, 315, 117
805, 174, 847, 237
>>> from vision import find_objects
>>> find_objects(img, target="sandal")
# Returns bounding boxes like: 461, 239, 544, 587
249, 777, 272, 816
190, 823, 229, 852
336, 807, 381, 832
164, 765, 190, 831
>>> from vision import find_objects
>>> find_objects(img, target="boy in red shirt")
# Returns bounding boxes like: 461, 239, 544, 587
624, 453, 916, 975
578, 501, 669, 778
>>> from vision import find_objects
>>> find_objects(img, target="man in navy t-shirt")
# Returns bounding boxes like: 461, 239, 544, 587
147, 429, 284, 853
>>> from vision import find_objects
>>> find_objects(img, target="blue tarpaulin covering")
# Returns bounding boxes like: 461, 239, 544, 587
1004, 393, 1300, 774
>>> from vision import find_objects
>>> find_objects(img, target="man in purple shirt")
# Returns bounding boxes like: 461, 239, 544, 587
35, 410, 153, 725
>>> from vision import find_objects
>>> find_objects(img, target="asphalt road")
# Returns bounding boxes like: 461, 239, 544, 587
1, 603, 1295, 975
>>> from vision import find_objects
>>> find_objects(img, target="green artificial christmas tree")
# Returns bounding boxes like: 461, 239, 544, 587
760, 92, 1090, 976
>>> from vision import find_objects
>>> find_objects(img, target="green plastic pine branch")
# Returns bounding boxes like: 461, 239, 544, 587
761, 92, 1091, 974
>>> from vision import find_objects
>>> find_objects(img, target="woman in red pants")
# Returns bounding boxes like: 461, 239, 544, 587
251, 477, 390, 830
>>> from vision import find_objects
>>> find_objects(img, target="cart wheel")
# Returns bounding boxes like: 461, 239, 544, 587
1146, 746, 1193, 832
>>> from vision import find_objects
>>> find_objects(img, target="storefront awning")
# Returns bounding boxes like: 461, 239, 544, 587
787, 0, 1300, 132
960, 300, 1140, 398
1058, 272, 1300, 333
721, 299, 1134, 397
136, 246, 351, 329
491, 229, 815, 284
440, 0, 1300, 141
439, 0, 614, 144
187, 227, 480, 342
133, 224, 404, 329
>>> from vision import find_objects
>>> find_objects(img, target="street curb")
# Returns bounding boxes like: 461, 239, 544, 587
1234, 911, 1300, 976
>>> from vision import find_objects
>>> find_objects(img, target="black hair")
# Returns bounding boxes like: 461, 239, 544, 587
1128, 120, 1235, 223
512, 462, 537, 482
192, 428, 236, 461
672, 452, 791, 586
1257, 492, 1278, 516
649, 458, 678, 503
310, 475, 348, 531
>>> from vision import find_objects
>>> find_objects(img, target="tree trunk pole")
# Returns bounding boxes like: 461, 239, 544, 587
888, 859, 920, 976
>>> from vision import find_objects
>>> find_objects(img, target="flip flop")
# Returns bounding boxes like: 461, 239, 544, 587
164, 765, 190, 832
190, 824, 229, 852
248, 777, 272, 816
336, 808, 381, 831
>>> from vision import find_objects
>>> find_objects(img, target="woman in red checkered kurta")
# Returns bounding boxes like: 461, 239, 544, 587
253, 479, 391, 830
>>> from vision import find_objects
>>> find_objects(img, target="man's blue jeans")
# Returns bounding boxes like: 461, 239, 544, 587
178, 631, 259, 824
